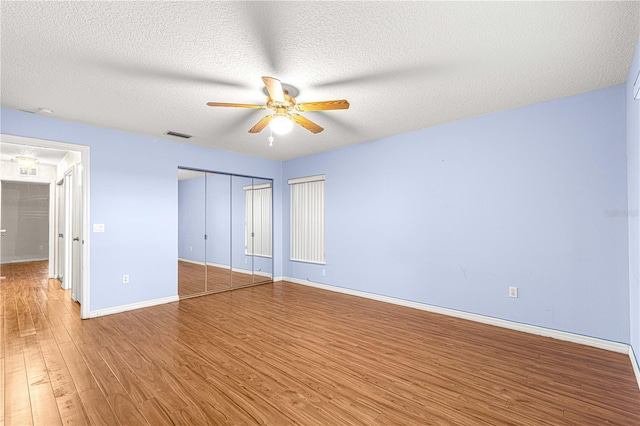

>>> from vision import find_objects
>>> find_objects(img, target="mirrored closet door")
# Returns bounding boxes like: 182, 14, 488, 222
247, 177, 272, 285
177, 170, 207, 297
205, 172, 232, 292
178, 168, 273, 298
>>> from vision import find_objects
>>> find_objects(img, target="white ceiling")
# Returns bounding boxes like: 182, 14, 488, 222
1, 2, 639, 161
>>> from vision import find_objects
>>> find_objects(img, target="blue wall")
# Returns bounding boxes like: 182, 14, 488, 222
628, 39, 640, 362
0, 107, 283, 311
283, 85, 630, 343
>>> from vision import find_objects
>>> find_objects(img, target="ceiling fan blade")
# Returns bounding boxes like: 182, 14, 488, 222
207, 102, 265, 109
248, 115, 274, 133
296, 100, 350, 112
291, 114, 324, 134
262, 76, 285, 103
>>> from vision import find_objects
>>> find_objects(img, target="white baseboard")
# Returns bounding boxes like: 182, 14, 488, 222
1, 257, 48, 265
89, 295, 179, 318
231, 267, 271, 278
178, 258, 205, 266
243, 269, 271, 278
284, 277, 630, 356
232, 267, 253, 276
630, 346, 640, 391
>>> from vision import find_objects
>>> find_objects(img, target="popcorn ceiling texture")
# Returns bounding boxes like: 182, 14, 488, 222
1, 1, 638, 160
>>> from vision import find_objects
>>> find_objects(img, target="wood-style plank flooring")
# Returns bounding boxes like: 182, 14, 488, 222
3, 261, 640, 425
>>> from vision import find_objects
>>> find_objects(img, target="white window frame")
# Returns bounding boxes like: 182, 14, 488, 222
288, 174, 325, 264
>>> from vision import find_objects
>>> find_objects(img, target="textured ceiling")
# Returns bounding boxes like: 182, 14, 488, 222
1, 2, 639, 161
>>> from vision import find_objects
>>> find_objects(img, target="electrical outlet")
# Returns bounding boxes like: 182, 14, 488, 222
321, 269, 326, 277
123, 275, 129, 284
509, 286, 518, 298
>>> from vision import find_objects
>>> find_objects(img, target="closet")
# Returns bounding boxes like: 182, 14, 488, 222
177, 168, 272, 298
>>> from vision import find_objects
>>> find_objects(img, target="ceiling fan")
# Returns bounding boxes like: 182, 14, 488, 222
207, 76, 349, 134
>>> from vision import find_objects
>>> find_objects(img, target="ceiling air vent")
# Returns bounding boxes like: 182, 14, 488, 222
166, 131, 193, 139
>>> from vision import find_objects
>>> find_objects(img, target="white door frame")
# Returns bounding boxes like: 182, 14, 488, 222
55, 177, 64, 280
0, 134, 91, 319
70, 164, 83, 303
62, 168, 74, 290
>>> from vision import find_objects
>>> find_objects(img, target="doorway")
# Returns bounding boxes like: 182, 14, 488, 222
55, 167, 82, 303
0, 134, 90, 318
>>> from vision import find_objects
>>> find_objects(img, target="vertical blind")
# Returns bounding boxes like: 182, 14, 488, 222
244, 184, 272, 257
289, 175, 325, 264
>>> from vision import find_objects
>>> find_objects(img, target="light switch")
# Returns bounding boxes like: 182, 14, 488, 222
93, 224, 105, 233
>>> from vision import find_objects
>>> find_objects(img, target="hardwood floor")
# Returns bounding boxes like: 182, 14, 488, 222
3, 261, 640, 425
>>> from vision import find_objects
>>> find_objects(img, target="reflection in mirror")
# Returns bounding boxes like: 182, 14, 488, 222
250, 178, 273, 284
231, 176, 254, 287
206, 172, 231, 291
178, 169, 206, 296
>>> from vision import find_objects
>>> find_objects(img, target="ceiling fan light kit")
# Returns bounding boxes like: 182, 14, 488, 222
270, 115, 293, 134
207, 76, 350, 136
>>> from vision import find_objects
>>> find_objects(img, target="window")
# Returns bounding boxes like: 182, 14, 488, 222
289, 174, 325, 264
244, 182, 272, 257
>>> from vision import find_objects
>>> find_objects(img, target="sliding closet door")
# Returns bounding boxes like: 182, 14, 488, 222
231, 176, 273, 287
179, 169, 272, 296
205, 172, 231, 291
250, 178, 272, 284
231, 176, 254, 287
177, 170, 206, 296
